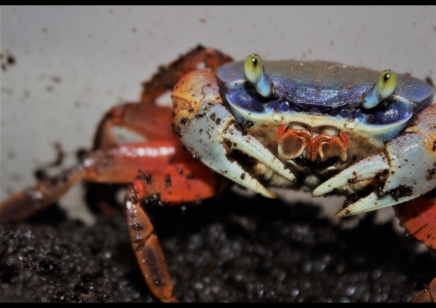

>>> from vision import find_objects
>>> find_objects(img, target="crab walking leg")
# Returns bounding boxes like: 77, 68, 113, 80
123, 185, 176, 302
172, 70, 295, 197
141, 45, 232, 104
1, 139, 226, 301
410, 277, 436, 302
0, 165, 87, 222
0, 141, 199, 222
93, 102, 177, 150
312, 104, 436, 216
123, 162, 223, 302
92, 47, 232, 149
394, 194, 436, 250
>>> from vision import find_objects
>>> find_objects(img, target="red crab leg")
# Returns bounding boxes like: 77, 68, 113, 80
410, 277, 436, 302
123, 161, 225, 302
394, 192, 436, 303
92, 45, 233, 150
5, 98, 178, 219
0, 165, 87, 222
140, 45, 233, 104
0, 140, 228, 303
0, 141, 224, 221
92, 103, 177, 150
394, 193, 436, 250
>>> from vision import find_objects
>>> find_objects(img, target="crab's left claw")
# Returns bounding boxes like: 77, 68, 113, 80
313, 104, 436, 216
172, 70, 295, 198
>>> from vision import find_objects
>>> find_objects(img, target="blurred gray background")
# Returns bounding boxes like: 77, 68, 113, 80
1, 6, 435, 224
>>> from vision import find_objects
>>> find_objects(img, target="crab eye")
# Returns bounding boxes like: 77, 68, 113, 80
363, 70, 397, 109
376, 70, 397, 99
244, 53, 272, 97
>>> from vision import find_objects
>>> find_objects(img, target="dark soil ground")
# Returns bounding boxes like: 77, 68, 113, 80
1, 189, 435, 302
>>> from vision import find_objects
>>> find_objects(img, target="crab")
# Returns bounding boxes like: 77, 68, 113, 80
1, 46, 436, 302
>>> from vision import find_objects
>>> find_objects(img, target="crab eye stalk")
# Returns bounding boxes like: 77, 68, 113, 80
244, 53, 273, 97
363, 70, 398, 109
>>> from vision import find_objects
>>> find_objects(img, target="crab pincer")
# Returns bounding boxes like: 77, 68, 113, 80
313, 104, 436, 216
172, 70, 295, 198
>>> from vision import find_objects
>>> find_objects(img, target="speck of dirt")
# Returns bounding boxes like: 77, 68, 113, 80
234, 118, 254, 136
164, 175, 171, 187
1, 48, 17, 71
51, 75, 61, 83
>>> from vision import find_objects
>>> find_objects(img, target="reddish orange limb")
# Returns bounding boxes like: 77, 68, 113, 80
0, 139, 228, 303
395, 193, 436, 302
0, 166, 86, 221
85, 141, 193, 183
394, 193, 436, 250
92, 102, 177, 150
123, 163, 227, 302
410, 278, 436, 303
92, 46, 233, 151
0, 140, 198, 222
140, 45, 232, 104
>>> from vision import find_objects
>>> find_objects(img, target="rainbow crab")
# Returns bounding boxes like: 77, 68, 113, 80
1, 46, 435, 302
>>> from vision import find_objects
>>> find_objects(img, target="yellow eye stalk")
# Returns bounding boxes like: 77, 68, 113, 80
363, 69, 397, 109
244, 53, 273, 97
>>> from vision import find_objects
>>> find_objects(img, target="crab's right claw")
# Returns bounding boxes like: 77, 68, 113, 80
313, 104, 436, 216
172, 70, 295, 198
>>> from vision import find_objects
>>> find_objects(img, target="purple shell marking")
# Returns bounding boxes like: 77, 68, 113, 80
217, 60, 434, 126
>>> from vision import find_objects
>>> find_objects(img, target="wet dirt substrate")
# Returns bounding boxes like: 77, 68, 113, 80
1, 190, 435, 302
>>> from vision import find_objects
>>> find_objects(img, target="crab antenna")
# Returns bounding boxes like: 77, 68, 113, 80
363, 70, 397, 109
244, 53, 273, 97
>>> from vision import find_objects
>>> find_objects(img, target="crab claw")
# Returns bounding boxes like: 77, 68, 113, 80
172, 70, 295, 198
313, 104, 436, 216
312, 154, 389, 197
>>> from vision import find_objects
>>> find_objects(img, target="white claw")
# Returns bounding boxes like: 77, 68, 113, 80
211, 153, 276, 198
176, 101, 287, 198
321, 132, 436, 217
223, 123, 295, 183
312, 154, 390, 197
336, 192, 404, 217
